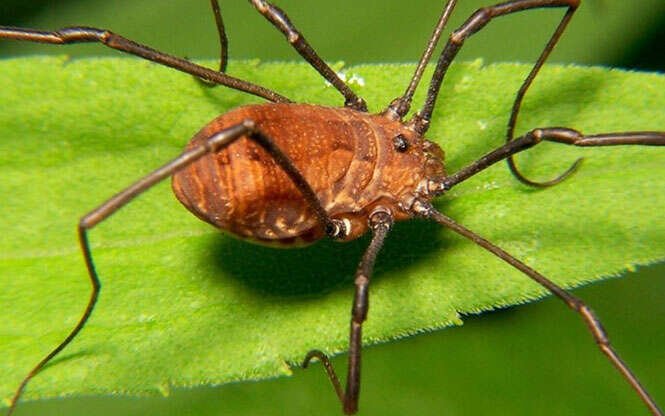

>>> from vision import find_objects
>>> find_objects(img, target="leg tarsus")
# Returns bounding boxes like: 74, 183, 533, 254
6, 224, 101, 416
578, 304, 663, 416
508, 154, 583, 188
303, 350, 345, 403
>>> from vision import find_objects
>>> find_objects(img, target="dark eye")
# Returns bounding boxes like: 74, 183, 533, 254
393, 134, 409, 152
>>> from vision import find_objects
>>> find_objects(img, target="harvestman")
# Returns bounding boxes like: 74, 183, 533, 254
1, 0, 664, 415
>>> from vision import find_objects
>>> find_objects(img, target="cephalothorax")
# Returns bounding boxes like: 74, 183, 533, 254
1, 0, 664, 415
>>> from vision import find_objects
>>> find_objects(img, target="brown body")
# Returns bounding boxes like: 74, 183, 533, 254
172, 103, 445, 245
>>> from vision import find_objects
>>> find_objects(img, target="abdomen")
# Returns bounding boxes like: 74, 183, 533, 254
172, 103, 434, 245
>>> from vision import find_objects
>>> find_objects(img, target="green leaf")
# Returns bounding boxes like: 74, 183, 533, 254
1, 57, 663, 405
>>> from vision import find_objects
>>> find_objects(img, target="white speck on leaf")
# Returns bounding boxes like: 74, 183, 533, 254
324, 71, 365, 87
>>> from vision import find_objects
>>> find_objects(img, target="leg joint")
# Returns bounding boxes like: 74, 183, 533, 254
368, 207, 393, 232
242, 118, 257, 131
579, 304, 610, 346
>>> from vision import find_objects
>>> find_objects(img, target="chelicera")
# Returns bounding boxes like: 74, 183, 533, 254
1, 0, 664, 415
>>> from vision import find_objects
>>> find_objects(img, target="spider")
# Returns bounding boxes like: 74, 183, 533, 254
1, 0, 663, 415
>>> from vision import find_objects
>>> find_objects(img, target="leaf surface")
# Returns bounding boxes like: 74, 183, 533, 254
1, 57, 663, 403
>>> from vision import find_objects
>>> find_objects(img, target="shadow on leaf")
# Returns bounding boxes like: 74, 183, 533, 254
202, 217, 447, 298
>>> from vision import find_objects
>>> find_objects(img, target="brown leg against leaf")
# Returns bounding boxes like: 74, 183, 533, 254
195, 0, 229, 88
0, 25, 288, 103
303, 209, 393, 414
248, 0, 367, 111
208, 0, 228, 73
412, 0, 579, 136
386, 0, 458, 118
414, 202, 663, 416
5, 120, 343, 416
437, 128, 665, 192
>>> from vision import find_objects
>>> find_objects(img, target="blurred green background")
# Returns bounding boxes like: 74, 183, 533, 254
1, 1, 664, 415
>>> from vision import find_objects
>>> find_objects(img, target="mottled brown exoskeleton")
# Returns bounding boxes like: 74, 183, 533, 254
1, 0, 664, 415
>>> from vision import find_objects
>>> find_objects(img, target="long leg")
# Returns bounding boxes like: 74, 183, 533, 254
430, 128, 665, 193
303, 209, 393, 415
248, 0, 367, 112
412, 202, 663, 416
0, 26, 289, 103
385, 0, 458, 119
409, 0, 578, 154
192, 0, 229, 87
209, 0, 229, 73
6, 120, 346, 416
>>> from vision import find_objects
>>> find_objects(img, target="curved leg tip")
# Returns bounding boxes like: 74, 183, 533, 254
509, 155, 584, 188
302, 349, 327, 368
